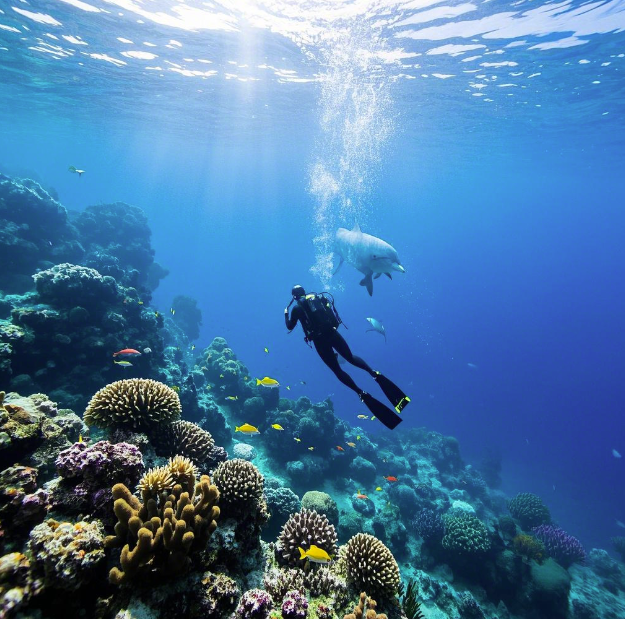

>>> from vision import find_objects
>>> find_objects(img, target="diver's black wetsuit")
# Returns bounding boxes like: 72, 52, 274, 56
285, 303, 374, 395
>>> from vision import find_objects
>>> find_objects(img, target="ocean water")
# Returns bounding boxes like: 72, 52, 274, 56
1, 0, 625, 589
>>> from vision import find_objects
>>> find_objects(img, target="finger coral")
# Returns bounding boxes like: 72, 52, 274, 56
277, 509, 338, 568
84, 378, 182, 430
344, 592, 388, 619
106, 465, 220, 583
343, 533, 400, 598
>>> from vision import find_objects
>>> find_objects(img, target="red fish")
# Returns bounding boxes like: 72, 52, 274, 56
336, 446, 345, 452
113, 348, 141, 357
356, 494, 369, 500
384, 476, 398, 482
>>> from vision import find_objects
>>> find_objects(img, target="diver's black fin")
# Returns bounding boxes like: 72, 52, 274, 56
360, 392, 403, 430
359, 272, 373, 296
374, 372, 411, 413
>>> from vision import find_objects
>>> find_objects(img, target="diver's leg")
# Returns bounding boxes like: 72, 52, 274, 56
330, 330, 376, 376
314, 337, 363, 394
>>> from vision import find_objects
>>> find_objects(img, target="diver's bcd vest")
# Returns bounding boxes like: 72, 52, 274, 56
297, 292, 341, 341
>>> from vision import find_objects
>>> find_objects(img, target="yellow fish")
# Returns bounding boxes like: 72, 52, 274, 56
114, 360, 132, 367
356, 435, 361, 440
308, 446, 314, 451
298, 545, 332, 564
206, 385, 212, 390
257, 377, 279, 388
286, 386, 291, 390
294, 437, 301, 442
371, 416, 376, 421
220, 374, 225, 379
154, 311, 159, 317
78, 434, 83, 443
244, 376, 249, 380
271, 424, 284, 431
191, 345, 195, 350
170, 308, 175, 315
264, 347, 269, 353
226, 396, 238, 401
138, 301, 144, 305
375, 486, 382, 492
346, 442, 356, 448
171, 385, 180, 393
235, 423, 260, 435
357, 415, 369, 420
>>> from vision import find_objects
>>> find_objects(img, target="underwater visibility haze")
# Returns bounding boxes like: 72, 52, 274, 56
0, 0, 625, 617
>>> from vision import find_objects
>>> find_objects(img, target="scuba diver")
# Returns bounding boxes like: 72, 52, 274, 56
285, 285, 410, 430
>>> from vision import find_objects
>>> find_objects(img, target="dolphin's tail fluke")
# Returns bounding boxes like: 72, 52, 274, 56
360, 272, 373, 296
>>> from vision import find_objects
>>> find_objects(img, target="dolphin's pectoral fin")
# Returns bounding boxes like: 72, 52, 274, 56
374, 273, 382, 280
385, 273, 392, 280
332, 257, 344, 276
359, 272, 374, 296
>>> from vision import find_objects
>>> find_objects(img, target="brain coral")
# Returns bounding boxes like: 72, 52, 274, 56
442, 512, 491, 555
151, 420, 221, 470
507, 492, 551, 530
343, 533, 400, 598
277, 509, 338, 568
84, 378, 181, 430
213, 459, 264, 517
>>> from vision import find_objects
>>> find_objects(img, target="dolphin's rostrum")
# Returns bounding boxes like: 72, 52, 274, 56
333, 224, 405, 295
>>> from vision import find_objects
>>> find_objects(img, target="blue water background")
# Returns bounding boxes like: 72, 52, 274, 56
2, 0, 625, 557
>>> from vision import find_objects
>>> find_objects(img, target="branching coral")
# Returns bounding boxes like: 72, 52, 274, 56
84, 378, 181, 430
507, 493, 551, 530
343, 533, 400, 598
105, 460, 219, 583
277, 509, 338, 568
532, 525, 586, 568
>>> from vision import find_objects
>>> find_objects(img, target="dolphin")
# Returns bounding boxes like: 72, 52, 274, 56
333, 224, 405, 295
366, 317, 386, 342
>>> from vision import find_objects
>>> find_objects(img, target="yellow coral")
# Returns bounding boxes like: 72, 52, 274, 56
344, 593, 388, 619
512, 534, 544, 562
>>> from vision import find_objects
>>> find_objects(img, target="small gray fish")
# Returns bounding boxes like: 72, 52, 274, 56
365, 317, 386, 342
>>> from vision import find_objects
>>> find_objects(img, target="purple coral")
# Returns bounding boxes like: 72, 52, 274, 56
413, 508, 445, 543
281, 590, 308, 619
236, 589, 274, 619
55, 440, 143, 486
532, 525, 586, 568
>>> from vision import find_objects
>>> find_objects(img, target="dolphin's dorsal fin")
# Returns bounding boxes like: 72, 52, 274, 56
351, 223, 361, 233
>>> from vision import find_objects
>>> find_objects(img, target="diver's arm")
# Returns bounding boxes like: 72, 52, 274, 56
285, 305, 299, 331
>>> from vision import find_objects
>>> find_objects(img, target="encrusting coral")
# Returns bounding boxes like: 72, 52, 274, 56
344, 592, 388, 619
342, 533, 400, 599
105, 457, 219, 584
277, 509, 338, 568
84, 378, 182, 430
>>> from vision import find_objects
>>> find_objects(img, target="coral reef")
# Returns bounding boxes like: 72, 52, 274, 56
213, 458, 265, 518
532, 525, 586, 568
507, 493, 551, 530
277, 509, 338, 568
84, 378, 181, 430
512, 533, 545, 562
236, 588, 273, 619
264, 481, 301, 541
343, 533, 400, 598
344, 592, 388, 619
281, 589, 308, 619
442, 512, 491, 556
301, 491, 338, 527
105, 464, 220, 583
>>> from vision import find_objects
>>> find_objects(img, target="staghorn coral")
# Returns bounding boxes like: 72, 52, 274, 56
105, 467, 220, 583
442, 512, 491, 556
344, 593, 388, 619
28, 519, 106, 591
213, 458, 264, 517
507, 492, 551, 530
343, 534, 400, 598
277, 509, 338, 568
151, 420, 224, 470
512, 533, 545, 562
532, 525, 586, 568
84, 378, 181, 430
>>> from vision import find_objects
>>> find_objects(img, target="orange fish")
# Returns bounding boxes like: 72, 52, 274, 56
356, 493, 369, 500
113, 348, 141, 357
384, 476, 398, 482
336, 446, 345, 452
